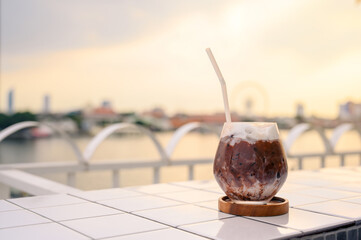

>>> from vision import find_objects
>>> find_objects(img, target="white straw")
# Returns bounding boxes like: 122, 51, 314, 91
205, 48, 231, 123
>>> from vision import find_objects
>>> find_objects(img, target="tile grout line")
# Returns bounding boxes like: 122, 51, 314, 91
49, 197, 187, 239
96, 227, 214, 240
289, 206, 353, 221
67, 191, 187, 209
89, 199, 224, 239
73, 190, 311, 238
3, 176, 360, 239
5, 201, 100, 211
6, 196, 92, 209
127, 185, 194, 195
68, 185, 223, 205
106, 202, 186, 213
4, 198, 96, 240
69, 191, 193, 206
191, 196, 356, 237
293, 205, 358, 221
152, 193, 223, 204
68, 188, 189, 202
133, 210, 229, 240
283, 190, 361, 201
242, 214, 353, 237
0, 221, 51, 231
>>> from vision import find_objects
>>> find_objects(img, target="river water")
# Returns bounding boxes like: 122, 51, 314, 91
0, 130, 360, 190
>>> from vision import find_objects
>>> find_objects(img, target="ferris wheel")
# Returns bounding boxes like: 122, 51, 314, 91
230, 81, 269, 118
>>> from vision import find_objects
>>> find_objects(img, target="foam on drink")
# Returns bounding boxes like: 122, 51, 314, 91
221, 122, 280, 146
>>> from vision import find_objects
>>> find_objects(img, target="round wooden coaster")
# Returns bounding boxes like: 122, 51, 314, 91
218, 196, 289, 217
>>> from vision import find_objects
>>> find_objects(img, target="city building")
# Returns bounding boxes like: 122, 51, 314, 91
43, 95, 51, 114
296, 103, 305, 118
7, 89, 14, 114
339, 101, 361, 120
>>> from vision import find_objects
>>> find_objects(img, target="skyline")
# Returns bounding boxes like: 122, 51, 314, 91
2, 83, 359, 121
1, 0, 361, 118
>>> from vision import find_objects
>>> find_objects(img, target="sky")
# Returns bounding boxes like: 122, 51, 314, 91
1, 0, 361, 118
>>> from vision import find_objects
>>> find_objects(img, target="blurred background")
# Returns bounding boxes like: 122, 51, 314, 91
0, 0, 360, 190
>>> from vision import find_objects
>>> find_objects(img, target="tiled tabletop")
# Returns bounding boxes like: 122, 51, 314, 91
1, 167, 361, 240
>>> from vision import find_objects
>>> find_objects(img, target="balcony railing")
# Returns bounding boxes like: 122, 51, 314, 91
0, 121, 360, 199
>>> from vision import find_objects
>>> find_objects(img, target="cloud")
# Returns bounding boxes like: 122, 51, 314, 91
0, 0, 224, 56
1, 0, 361, 117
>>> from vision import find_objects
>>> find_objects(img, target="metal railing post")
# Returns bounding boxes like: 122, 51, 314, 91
112, 170, 120, 188
320, 156, 326, 168
0, 183, 10, 199
153, 167, 160, 184
67, 172, 76, 187
188, 165, 194, 180
298, 157, 303, 170
340, 154, 345, 167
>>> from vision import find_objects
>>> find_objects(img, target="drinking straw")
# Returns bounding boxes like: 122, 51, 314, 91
205, 48, 232, 123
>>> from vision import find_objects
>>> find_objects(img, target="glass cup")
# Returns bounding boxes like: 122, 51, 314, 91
214, 122, 288, 205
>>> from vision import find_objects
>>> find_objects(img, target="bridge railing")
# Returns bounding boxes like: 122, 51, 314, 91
0, 121, 360, 199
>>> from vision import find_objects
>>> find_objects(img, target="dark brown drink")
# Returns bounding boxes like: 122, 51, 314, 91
214, 122, 288, 204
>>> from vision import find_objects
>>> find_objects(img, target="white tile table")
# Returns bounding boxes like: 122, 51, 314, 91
247, 208, 350, 235
8, 194, 87, 208
126, 183, 191, 194
31, 202, 121, 221
99, 195, 183, 212
180, 217, 301, 240
1, 167, 361, 239
158, 189, 221, 203
286, 187, 360, 200
0, 209, 50, 229
104, 228, 208, 240
61, 214, 167, 239
0, 200, 21, 211
295, 200, 361, 223
134, 204, 232, 227
0, 223, 90, 240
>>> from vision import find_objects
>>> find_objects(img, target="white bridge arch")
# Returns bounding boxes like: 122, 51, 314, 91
83, 123, 168, 163
329, 123, 361, 150
165, 122, 220, 158
284, 123, 361, 155
0, 121, 84, 163
283, 123, 333, 154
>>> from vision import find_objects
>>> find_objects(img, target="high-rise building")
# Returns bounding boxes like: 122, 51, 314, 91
43, 95, 51, 114
7, 89, 14, 114
339, 101, 361, 120
101, 100, 111, 108
296, 103, 305, 118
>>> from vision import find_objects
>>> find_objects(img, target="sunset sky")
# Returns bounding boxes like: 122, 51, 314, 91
1, 0, 360, 118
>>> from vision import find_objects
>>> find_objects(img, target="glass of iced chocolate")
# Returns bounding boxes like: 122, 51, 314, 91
214, 122, 288, 205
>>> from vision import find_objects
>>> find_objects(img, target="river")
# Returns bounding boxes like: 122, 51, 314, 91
0, 130, 360, 190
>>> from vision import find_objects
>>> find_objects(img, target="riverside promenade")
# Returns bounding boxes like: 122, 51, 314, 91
1, 167, 361, 240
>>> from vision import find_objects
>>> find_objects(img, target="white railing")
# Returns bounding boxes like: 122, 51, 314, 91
284, 123, 361, 169
0, 121, 360, 199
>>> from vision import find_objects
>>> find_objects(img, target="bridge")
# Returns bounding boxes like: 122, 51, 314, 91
0, 121, 360, 199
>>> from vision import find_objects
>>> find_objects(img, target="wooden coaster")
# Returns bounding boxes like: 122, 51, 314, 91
218, 196, 289, 217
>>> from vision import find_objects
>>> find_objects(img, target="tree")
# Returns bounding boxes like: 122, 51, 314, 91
0, 112, 37, 130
